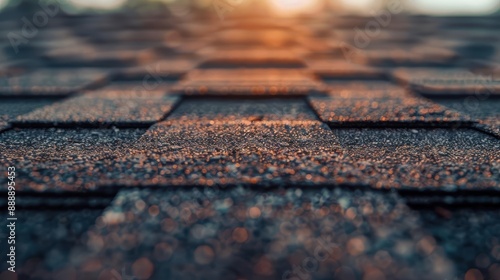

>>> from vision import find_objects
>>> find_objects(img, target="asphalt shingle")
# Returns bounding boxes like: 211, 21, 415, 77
174, 69, 324, 96
59, 188, 453, 280
0, 209, 104, 275
98, 81, 175, 92
0, 128, 146, 192
305, 59, 386, 79
42, 44, 155, 67
325, 80, 403, 91
309, 96, 469, 128
167, 98, 318, 122
431, 98, 500, 138
476, 117, 500, 139
334, 128, 500, 191
353, 46, 458, 67
0, 69, 109, 97
115, 58, 198, 80
393, 68, 500, 97
102, 121, 344, 188
210, 29, 296, 47
1, 11, 500, 280
418, 208, 500, 280
0, 98, 55, 130
198, 48, 306, 68
15, 91, 179, 128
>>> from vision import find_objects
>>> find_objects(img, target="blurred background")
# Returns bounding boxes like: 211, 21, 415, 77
0, 0, 499, 16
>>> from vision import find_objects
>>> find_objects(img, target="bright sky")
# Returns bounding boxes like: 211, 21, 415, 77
0, 0, 499, 14
407, 0, 500, 15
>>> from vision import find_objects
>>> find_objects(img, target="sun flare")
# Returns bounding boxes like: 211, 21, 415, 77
268, 0, 321, 15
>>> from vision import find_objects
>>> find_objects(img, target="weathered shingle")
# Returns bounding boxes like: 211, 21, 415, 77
15, 90, 179, 128
0, 69, 109, 97
334, 128, 500, 191
59, 188, 453, 280
353, 46, 458, 67
0, 98, 55, 130
309, 96, 469, 127
167, 98, 318, 122
393, 68, 500, 97
101, 121, 344, 187
305, 59, 386, 79
174, 69, 324, 96
0, 128, 146, 191
198, 48, 307, 68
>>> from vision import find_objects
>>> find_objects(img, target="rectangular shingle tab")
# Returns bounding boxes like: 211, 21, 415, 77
198, 48, 307, 68
15, 90, 179, 128
353, 46, 458, 66
98, 81, 175, 92
57, 188, 452, 280
309, 96, 469, 127
393, 68, 500, 97
325, 80, 403, 91
334, 128, 500, 190
115, 58, 198, 80
168, 98, 318, 122
418, 209, 500, 278
42, 44, 155, 67
0, 209, 104, 274
174, 69, 325, 96
0, 99, 55, 129
0, 68, 109, 97
210, 29, 296, 47
101, 121, 344, 188
431, 99, 500, 137
476, 117, 500, 138
0, 128, 146, 192
305, 59, 386, 79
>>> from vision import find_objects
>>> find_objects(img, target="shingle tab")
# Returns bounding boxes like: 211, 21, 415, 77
15, 90, 179, 128
102, 121, 344, 187
42, 44, 155, 67
167, 98, 318, 122
419, 209, 500, 279
198, 48, 307, 68
98, 81, 175, 92
334, 128, 500, 190
432, 99, 500, 138
0, 128, 146, 192
325, 80, 403, 91
476, 117, 500, 138
0, 69, 109, 97
309, 96, 469, 127
353, 46, 458, 67
0, 209, 103, 274
174, 69, 324, 96
305, 59, 386, 79
393, 68, 500, 97
211, 29, 296, 47
0, 98, 55, 130
59, 188, 453, 280
115, 58, 198, 80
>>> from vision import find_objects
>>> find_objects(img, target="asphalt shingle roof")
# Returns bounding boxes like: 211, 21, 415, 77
0, 9, 499, 280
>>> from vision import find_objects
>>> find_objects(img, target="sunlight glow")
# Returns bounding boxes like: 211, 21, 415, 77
268, 0, 321, 15
0, 0, 8, 10
409, 0, 500, 15
339, 0, 381, 13
66, 0, 127, 10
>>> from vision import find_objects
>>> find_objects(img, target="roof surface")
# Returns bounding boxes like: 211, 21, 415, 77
0, 9, 499, 280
